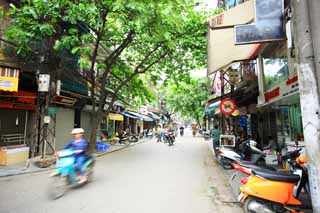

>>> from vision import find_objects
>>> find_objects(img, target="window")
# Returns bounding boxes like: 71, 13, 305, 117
262, 42, 289, 91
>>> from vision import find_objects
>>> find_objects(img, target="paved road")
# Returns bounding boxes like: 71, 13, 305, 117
0, 130, 242, 213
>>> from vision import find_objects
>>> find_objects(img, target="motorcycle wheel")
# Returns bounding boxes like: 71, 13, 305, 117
244, 197, 278, 213
124, 139, 130, 146
219, 156, 233, 169
48, 175, 68, 200
129, 136, 138, 143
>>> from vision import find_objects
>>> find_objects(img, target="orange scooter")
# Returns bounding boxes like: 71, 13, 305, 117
238, 156, 311, 213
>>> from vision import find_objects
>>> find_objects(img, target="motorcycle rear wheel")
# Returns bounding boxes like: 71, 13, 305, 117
48, 176, 68, 200
244, 197, 280, 213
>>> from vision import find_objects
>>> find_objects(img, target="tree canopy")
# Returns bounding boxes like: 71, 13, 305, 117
4, 0, 210, 146
160, 77, 208, 124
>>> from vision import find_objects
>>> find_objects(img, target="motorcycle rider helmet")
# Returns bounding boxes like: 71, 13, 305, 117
71, 128, 85, 134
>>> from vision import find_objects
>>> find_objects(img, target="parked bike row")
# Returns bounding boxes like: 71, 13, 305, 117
213, 136, 313, 213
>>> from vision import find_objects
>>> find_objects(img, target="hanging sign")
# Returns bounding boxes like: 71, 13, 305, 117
56, 95, 77, 106
235, 0, 285, 45
220, 98, 237, 115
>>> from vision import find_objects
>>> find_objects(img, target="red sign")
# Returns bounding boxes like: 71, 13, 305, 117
220, 98, 236, 115
264, 87, 280, 102
286, 76, 298, 85
56, 95, 77, 106
0, 91, 36, 110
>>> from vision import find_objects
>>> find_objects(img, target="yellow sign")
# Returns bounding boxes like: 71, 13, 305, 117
0, 67, 20, 92
0, 76, 19, 92
232, 109, 240, 117
108, 113, 124, 121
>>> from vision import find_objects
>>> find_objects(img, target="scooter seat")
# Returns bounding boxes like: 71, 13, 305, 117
239, 161, 277, 171
252, 169, 300, 183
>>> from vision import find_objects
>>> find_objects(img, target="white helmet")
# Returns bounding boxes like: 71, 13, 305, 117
71, 128, 85, 134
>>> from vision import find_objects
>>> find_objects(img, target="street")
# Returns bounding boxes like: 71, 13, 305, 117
0, 131, 242, 213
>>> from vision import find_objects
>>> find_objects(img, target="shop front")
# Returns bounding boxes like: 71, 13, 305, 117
256, 41, 304, 150
0, 67, 36, 165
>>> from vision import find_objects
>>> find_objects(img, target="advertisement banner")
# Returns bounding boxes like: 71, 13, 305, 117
235, 0, 285, 45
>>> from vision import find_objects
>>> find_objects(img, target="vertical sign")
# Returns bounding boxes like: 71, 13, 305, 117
235, 0, 285, 44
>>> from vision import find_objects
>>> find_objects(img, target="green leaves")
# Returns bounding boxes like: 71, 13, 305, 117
0, 6, 4, 18
161, 77, 208, 122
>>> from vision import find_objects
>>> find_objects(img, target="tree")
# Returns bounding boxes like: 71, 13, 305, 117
5, 0, 208, 150
160, 77, 208, 125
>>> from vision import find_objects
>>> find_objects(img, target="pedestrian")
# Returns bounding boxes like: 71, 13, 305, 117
157, 125, 162, 142
212, 125, 220, 157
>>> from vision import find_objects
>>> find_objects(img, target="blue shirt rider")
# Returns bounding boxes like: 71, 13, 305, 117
64, 128, 88, 183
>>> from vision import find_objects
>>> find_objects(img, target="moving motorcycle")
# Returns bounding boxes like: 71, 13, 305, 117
164, 131, 175, 146
48, 149, 95, 199
179, 127, 184, 136
238, 152, 312, 213
217, 139, 267, 169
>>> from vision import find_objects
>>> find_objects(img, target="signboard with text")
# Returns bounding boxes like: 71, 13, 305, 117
235, 0, 285, 45
263, 75, 299, 104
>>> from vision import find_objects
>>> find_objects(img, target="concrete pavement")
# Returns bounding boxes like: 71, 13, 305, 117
0, 140, 147, 177
0, 131, 242, 213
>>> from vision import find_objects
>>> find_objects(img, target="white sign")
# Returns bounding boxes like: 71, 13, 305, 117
38, 74, 50, 92
262, 75, 299, 105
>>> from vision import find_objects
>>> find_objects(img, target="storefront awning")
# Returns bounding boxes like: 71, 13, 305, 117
126, 111, 154, 122
108, 113, 124, 121
207, 0, 260, 73
148, 112, 160, 120
205, 101, 221, 113
122, 111, 139, 119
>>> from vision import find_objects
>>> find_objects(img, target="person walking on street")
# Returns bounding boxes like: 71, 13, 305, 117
212, 125, 220, 157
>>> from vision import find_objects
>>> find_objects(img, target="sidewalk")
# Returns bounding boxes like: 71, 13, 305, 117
206, 140, 245, 198
0, 138, 150, 178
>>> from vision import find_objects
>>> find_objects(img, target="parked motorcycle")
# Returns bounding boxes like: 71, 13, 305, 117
48, 149, 95, 199
217, 139, 266, 169
147, 130, 154, 138
203, 130, 211, 140
238, 152, 312, 213
110, 132, 130, 145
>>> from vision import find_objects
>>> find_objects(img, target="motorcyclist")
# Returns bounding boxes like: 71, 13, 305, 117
63, 128, 88, 184
179, 126, 184, 136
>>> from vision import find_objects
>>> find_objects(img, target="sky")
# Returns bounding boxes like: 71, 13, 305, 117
198, 0, 218, 11
190, 0, 218, 78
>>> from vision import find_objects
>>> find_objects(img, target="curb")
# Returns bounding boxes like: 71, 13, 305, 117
0, 138, 151, 178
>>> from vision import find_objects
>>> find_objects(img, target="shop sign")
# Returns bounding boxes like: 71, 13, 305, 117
48, 107, 57, 116
235, 0, 285, 45
0, 67, 19, 92
263, 75, 299, 104
108, 113, 124, 121
264, 87, 280, 103
286, 75, 298, 85
0, 90, 36, 110
56, 95, 77, 106
210, 14, 224, 28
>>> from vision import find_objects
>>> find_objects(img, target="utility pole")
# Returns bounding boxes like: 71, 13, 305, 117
292, 0, 320, 211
